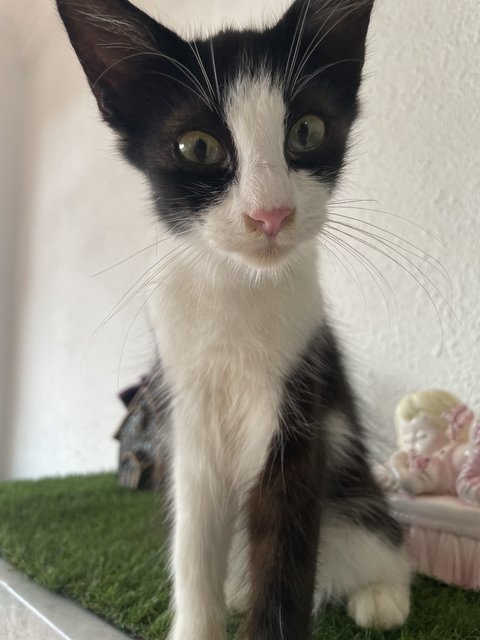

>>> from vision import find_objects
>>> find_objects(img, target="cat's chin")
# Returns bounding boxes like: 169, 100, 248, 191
244, 245, 291, 265
210, 233, 316, 277
228, 243, 299, 275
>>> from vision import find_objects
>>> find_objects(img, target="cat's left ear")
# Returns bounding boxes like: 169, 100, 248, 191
56, 0, 189, 132
276, 0, 375, 96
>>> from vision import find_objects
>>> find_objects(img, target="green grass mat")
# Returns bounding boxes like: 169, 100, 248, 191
0, 474, 479, 639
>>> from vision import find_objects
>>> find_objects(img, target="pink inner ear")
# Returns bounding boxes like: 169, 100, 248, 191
248, 207, 293, 237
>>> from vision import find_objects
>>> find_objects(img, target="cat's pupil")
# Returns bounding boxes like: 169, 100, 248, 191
298, 122, 309, 147
195, 138, 208, 162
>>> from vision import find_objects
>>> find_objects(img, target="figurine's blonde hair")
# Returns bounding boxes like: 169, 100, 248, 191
394, 389, 464, 441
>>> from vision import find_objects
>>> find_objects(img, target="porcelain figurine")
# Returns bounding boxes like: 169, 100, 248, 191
375, 390, 480, 506
377, 390, 480, 589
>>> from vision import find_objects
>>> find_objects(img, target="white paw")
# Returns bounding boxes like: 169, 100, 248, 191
347, 582, 410, 630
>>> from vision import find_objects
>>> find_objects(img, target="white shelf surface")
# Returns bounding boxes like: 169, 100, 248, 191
0, 559, 130, 640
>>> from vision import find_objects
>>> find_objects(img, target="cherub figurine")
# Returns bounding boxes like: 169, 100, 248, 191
375, 389, 480, 507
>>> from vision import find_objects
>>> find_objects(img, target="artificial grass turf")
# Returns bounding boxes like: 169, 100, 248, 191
0, 474, 479, 640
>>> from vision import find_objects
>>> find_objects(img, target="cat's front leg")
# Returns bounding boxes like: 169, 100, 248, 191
169, 424, 233, 640
245, 431, 324, 640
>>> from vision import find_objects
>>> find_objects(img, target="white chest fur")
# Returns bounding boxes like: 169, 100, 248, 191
150, 243, 323, 489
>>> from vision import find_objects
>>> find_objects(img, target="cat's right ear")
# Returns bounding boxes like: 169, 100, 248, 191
56, 0, 188, 132
278, 0, 374, 59
276, 0, 374, 100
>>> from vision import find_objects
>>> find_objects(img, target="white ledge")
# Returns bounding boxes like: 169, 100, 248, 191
0, 559, 130, 640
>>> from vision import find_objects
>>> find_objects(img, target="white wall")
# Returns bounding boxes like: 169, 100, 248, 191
1, 0, 479, 480
330, 0, 480, 451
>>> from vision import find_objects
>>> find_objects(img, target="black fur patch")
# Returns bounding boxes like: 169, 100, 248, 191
247, 324, 403, 639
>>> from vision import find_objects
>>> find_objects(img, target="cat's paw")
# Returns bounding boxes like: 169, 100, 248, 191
347, 582, 410, 630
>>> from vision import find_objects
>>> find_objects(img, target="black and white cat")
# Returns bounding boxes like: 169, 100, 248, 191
56, 0, 412, 638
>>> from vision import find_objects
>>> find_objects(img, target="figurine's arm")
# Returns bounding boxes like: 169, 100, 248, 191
390, 454, 445, 495
376, 451, 445, 495
374, 451, 409, 491
395, 459, 437, 494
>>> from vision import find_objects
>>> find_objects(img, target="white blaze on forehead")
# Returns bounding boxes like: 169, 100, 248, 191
225, 75, 293, 212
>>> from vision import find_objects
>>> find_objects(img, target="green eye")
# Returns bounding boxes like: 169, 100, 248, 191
176, 131, 226, 165
287, 114, 326, 154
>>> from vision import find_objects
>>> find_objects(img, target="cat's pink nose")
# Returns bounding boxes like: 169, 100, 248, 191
247, 207, 293, 237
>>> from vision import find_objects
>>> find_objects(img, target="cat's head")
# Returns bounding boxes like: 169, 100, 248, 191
57, 0, 374, 276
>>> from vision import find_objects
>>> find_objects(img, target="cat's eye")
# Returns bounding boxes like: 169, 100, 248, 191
287, 114, 326, 154
176, 131, 226, 166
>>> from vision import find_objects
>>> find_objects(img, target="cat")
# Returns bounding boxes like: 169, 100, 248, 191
56, 0, 412, 638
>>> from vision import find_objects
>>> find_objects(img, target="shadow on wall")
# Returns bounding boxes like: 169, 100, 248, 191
0, 15, 28, 481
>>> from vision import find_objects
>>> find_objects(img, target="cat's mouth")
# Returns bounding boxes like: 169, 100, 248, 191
205, 207, 301, 270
